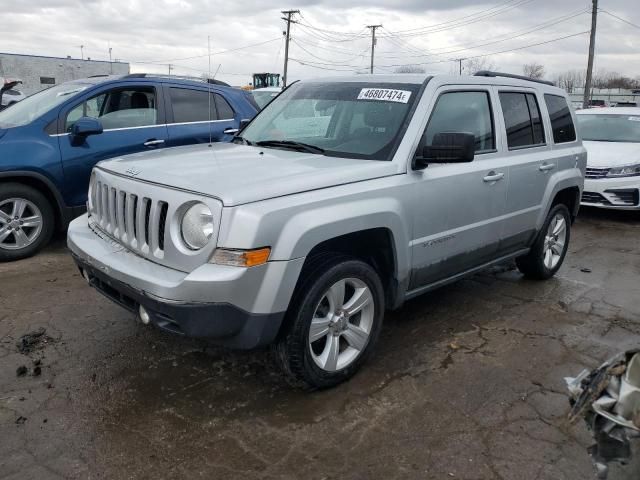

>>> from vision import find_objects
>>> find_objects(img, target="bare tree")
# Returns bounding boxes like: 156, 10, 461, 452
464, 57, 496, 75
523, 62, 545, 79
554, 70, 585, 93
394, 65, 426, 74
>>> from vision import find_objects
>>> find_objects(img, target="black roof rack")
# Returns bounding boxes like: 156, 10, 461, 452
474, 70, 554, 86
123, 73, 231, 87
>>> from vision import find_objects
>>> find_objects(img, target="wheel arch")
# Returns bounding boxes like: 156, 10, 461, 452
0, 171, 66, 230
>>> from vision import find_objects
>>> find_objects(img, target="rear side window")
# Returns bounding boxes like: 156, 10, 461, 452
499, 92, 545, 149
544, 94, 576, 143
169, 88, 214, 123
425, 91, 495, 153
214, 94, 235, 120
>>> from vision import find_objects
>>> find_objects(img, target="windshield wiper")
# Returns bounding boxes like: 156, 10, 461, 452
255, 140, 325, 154
233, 136, 253, 146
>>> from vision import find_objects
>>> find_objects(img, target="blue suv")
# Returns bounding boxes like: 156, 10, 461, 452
0, 74, 258, 261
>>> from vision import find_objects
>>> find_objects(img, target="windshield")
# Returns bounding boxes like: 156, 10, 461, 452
241, 82, 422, 160
251, 90, 280, 109
0, 83, 89, 128
577, 114, 640, 143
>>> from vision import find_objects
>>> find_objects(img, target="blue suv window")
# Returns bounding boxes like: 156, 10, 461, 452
66, 87, 158, 131
169, 88, 235, 123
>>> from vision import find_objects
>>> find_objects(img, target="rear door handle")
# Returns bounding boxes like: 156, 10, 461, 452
539, 163, 555, 172
143, 139, 165, 147
483, 171, 505, 182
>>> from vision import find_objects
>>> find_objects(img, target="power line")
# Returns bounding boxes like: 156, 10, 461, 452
291, 39, 368, 65
380, 0, 535, 37
599, 9, 640, 30
132, 37, 282, 65
375, 30, 590, 69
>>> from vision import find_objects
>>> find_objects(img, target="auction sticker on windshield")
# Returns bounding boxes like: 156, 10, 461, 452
358, 88, 412, 104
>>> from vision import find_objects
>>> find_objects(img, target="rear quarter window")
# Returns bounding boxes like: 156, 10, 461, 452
544, 94, 576, 144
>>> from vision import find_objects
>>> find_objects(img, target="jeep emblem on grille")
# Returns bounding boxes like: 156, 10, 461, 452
125, 167, 141, 176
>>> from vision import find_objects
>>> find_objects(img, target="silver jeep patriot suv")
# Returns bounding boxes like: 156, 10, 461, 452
68, 72, 586, 389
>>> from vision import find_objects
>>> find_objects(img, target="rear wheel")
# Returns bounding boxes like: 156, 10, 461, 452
516, 204, 571, 280
274, 255, 385, 390
0, 183, 54, 262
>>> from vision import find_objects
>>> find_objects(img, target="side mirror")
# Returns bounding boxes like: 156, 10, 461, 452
70, 117, 103, 145
413, 132, 475, 170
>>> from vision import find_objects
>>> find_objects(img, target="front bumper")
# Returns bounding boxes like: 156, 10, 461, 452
68, 214, 305, 348
581, 176, 640, 210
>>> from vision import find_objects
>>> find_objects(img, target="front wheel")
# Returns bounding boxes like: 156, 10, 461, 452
0, 183, 55, 262
273, 255, 385, 390
516, 204, 571, 280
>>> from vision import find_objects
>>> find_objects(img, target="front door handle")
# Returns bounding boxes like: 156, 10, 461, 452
223, 128, 239, 135
143, 139, 165, 147
539, 162, 555, 172
483, 171, 505, 183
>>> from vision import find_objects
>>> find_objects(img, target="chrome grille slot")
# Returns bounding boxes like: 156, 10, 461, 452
585, 167, 610, 179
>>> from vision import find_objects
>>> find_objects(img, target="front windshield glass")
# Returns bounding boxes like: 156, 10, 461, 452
0, 83, 89, 128
241, 82, 422, 160
577, 114, 640, 143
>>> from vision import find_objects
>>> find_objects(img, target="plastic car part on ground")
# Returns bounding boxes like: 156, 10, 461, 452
566, 349, 640, 478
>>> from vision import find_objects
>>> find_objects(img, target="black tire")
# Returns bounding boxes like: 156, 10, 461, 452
0, 183, 55, 262
273, 254, 385, 390
516, 204, 571, 280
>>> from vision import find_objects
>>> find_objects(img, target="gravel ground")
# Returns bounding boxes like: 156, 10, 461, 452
1, 207, 639, 480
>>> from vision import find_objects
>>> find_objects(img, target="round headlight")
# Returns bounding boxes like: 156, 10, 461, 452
181, 203, 214, 250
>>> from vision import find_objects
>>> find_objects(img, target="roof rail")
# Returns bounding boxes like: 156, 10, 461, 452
123, 73, 231, 87
474, 70, 554, 87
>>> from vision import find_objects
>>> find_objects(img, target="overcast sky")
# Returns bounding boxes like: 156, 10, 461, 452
1, 0, 638, 85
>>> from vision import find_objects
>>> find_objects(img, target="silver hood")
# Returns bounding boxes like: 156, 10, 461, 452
97, 143, 399, 206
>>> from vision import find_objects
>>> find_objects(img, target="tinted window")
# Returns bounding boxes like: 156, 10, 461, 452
170, 88, 214, 123
425, 91, 495, 153
215, 94, 235, 120
65, 87, 157, 131
499, 92, 545, 149
544, 94, 576, 143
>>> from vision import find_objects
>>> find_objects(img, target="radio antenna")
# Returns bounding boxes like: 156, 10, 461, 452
207, 35, 213, 147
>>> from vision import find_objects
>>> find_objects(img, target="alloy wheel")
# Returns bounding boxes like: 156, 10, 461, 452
542, 212, 567, 269
0, 198, 43, 251
308, 277, 375, 372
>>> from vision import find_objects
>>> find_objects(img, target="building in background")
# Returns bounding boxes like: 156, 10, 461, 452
0, 52, 129, 95
569, 87, 640, 108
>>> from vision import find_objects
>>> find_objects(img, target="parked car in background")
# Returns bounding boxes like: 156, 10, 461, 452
249, 87, 282, 109
613, 102, 638, 108
0, 77, 24, 111
577, 107, 640, 210
587, 99, 610, 108
0, 74, 258, 261
68, 72, 585, 389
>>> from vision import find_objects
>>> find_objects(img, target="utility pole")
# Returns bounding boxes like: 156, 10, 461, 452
168, 64, 173, 75
281, 9, 299, 88
457, 58, 464, 75
108, 47, 113, 74
78, 45, 84, 60
367, 24, 382, 74
583, 0, 598, 109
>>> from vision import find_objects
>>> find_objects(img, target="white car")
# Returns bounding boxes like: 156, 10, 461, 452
576, 107, 640, 210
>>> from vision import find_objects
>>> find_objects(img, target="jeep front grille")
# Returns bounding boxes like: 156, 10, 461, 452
90, 179, 168, 259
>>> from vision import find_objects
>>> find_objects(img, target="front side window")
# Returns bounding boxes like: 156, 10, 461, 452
241, 82, 422, 160
499, 92, 546, 149
425, 91, 495, 153
576, 114, 640, 143
544, 94, 576, 144
65, 87, 157, 131
169, 88, 214, 123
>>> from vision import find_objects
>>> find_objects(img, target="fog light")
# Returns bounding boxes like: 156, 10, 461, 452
139, 305, 151, 325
